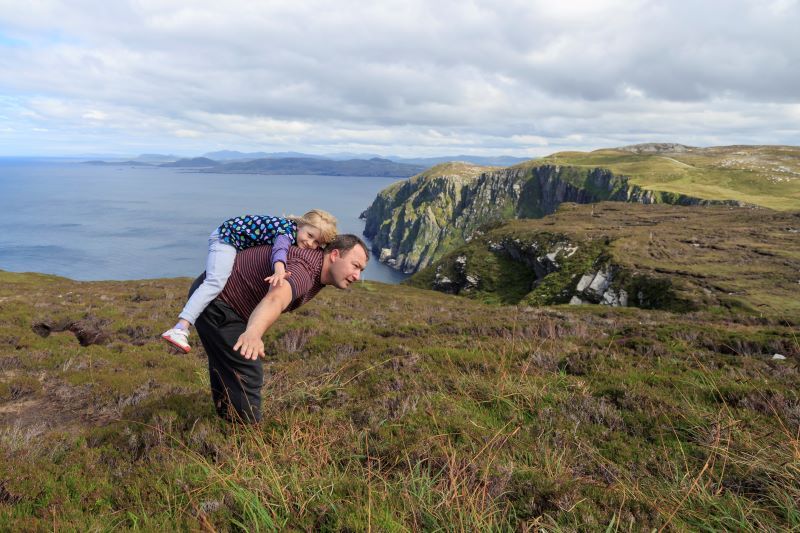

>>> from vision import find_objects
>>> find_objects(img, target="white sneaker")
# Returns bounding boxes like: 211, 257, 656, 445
162, 327, 191, 353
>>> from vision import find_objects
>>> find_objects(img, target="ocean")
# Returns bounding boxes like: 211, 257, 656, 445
0, 158, 408, 283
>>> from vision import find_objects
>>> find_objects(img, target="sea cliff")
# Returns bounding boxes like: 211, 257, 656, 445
362, 163, 742, 273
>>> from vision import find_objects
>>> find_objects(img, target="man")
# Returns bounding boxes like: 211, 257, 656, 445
189, 234, 368, 423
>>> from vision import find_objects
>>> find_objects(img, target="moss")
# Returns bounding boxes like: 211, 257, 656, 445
409, 203, 800, 317
366, 146, 800, 286
1, 269, 799, 530
616, 272, 694, 312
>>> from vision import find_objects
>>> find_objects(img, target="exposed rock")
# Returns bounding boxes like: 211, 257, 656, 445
495, 238, 573, 279
432, 275, 456, 293
576, 274, 594, 292
587, 270, 611, 297
431, 255, 481, 295
420, 225, 653, 308
362, 163, 742, 274
617, 143, 695, 154
464, 274, 481, 292
567, 267, 628, 307
432, 266, 458, 294
601, 289, 628, 307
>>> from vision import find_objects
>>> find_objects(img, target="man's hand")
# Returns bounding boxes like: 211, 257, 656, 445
233, 330, 265, 360
235, 282, 292, 360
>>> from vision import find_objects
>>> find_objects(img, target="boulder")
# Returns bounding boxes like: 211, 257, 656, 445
587, 270, 610, 296
576, 273, 595, 292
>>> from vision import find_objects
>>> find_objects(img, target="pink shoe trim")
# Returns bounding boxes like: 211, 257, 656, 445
161, 333, 191, 353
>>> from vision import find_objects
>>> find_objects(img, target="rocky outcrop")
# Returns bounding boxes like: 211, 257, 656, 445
413, 230, 682, 311
570, 268, 629, 307
617, 143, 695, 154
362, 163, 744, 274
432, 255, 480, 294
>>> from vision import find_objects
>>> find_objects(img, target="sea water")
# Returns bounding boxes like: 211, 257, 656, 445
0, 158, 408, 283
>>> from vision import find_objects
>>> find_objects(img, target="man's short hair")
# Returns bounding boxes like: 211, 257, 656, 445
325, 234, 369, 261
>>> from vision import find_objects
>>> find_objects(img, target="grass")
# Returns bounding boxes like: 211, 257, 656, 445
408, 202, 800, 318
0, 267, 798, 529
363, 145, 800, 278
524, 146, 800, 211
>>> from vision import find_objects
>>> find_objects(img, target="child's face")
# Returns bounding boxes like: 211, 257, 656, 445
297, 224, 323, 249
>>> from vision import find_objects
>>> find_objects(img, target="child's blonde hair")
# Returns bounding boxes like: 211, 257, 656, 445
291, 209, 338, 245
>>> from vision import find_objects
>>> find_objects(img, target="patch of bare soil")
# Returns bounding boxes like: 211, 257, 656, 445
0, 378, 93, 437
31, 315, 111, 346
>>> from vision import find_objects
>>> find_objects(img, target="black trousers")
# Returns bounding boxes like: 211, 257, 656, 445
189, 275, 263, 423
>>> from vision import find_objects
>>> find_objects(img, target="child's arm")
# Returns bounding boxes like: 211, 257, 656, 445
264, 233, 293, 287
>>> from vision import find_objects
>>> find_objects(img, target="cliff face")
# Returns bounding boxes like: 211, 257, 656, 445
405, 203, 800, 316
362, 164, 741, 273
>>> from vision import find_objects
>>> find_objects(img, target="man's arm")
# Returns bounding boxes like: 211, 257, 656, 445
232, 283, 293, 360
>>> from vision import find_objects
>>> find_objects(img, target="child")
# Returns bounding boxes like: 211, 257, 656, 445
161, 209, 337, 353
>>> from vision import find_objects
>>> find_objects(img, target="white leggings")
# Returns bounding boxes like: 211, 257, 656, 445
179, 229, 237, 325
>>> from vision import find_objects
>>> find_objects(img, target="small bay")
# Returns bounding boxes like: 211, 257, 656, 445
0, 158, 408, 283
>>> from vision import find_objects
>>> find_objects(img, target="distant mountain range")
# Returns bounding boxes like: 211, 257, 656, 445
201, 152, 530, 166
81, 151, 533, 178
199, 151, 531, 166
390, 155, 531, 166
84, 156, 426, 178
197, 157, 427, 178
202, 150, 330, 160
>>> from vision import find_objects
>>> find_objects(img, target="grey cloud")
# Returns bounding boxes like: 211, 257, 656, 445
0, 0, 797, 155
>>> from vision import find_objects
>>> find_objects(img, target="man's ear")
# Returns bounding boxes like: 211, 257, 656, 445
329, 248, 341, 262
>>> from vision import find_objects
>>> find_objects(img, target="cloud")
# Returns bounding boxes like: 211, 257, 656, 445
0, 0, 797, 155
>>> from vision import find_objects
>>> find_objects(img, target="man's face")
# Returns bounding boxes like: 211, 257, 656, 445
327, 246, 367, 289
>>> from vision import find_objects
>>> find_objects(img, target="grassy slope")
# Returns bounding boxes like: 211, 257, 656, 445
409, 203, 800, 318
0, 268, 798, 530
516, 146, 800, 211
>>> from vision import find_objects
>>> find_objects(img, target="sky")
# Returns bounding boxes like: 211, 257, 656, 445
0, 0, 798, 157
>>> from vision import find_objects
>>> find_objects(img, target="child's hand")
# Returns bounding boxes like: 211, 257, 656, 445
264, 271, 292, 287
265, 265, 292, 287
265, 262, 286, 285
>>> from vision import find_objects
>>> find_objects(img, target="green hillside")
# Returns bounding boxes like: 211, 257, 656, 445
0, 268, 798, 530
525, 145, 800, 211
362, 144, 800, 276
408, 203, 800, 319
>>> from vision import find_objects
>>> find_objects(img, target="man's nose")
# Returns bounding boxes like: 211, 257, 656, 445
353, 270, 361, 281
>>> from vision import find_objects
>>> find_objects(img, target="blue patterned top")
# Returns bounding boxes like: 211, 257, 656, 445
217, 215, 297, 251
